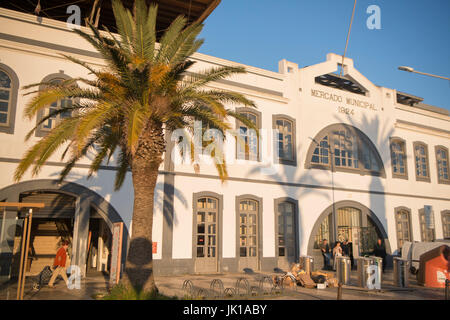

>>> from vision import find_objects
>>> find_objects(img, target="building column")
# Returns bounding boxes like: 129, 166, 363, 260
161, 132, 175, 262
71, 196, 91, 278
0, 193, 19, 283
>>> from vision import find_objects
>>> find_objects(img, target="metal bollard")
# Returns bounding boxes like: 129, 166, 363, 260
369, 256, 383, 284
336, 256, 351, 285
299, 255, 314, 274
356, 257, 373, 288
393, 257, 410, 288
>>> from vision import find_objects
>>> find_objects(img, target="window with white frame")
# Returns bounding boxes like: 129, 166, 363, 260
390, 138, 408, 178
436, 146, 450, 184
273, 115, 296, 165
413, 142, 430, 182
0, 64, 18, 134
236, 111, 259, 161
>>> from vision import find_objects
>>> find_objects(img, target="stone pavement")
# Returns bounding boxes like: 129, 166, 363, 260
0, 269, 447, 300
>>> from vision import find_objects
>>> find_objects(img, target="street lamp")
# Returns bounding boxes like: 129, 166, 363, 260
309, 137, 338, 246
398, 66, 450, 81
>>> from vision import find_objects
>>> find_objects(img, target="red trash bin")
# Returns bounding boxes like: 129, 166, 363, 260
417, 245, 450, 288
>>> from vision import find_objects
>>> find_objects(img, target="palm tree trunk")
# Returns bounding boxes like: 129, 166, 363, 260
122, 123, 165, 294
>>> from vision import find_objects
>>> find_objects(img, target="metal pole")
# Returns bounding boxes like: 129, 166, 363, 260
20, 209, 33, 300
16, 215, 28, 300
329, 144, 337, 245
411, 70, 450, 81
337, 282, 343, 300
445, 279, 449, 300
340, 0, 357, 77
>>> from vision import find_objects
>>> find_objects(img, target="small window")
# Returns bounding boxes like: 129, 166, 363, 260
35, 73, 75, 137
413, 142, 430, 182
236, 109, 260, 161
435, 146, 450, 184
419, 208, 435, 242
0, 70, 12, 126
40, 79, 73, 131
0, 64, 19, 134
273, 115, 296, 166
395, 208, 412, 249
390, 138, 408, 179
442, 211, 450, 239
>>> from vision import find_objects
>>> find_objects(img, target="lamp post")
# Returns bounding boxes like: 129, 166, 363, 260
398, 66, 450, 81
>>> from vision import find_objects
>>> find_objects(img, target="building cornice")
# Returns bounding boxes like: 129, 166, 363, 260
395, 119, 450, 139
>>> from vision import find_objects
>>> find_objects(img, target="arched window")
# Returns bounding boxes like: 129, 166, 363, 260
36, 72, 76, 137
235, 108, 260, 161
0, 64, 19, 134
413, 142, 430, 182
273, 115, 296, 166
305, 124, 385, 177
435, 146, 450, 184
390, 137, 408, 179
395, 207, 413, 249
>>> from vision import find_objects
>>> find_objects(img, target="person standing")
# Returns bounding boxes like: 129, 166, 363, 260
333, 242, 343, 270
320, 239, 332, 270
48, 240, 69, 288
372, 238, 387, 272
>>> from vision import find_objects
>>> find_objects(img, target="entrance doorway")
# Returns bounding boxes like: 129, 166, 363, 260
275, 199, 299, 271
85, 209, 112, 276
9, 191, 113, 279
309, 201, 390, 271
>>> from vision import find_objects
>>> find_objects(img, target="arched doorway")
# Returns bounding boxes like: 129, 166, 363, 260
0, 179, 128, 281
307, 201, 391, 270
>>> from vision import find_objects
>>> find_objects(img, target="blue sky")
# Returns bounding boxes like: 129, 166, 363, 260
198, 0, 450, 111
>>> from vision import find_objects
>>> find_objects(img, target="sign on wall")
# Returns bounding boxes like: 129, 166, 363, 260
424, 205, 434, 229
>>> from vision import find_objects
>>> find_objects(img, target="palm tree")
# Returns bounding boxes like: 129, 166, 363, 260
14, 0, 257, 294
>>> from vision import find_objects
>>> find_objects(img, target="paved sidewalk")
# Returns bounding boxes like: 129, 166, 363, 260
0, 269, 447, 300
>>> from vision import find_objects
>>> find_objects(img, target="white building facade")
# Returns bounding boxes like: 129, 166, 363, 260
0, 8, 449, 280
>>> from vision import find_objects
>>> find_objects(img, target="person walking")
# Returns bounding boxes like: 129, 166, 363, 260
372, 238, 387, 272
320, 239, 332, 270
48, 240, 70, 288
333, 241, 343, 271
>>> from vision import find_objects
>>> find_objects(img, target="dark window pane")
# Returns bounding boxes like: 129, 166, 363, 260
0, 90, 10, 100
0, 113, 7, 124
0, 101, 8, 112
0, 71, 11, 88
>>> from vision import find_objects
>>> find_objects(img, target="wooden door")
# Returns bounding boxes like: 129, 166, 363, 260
277, 202, 296, 271
238, 199, 259, 271
194, 197, 218, 273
